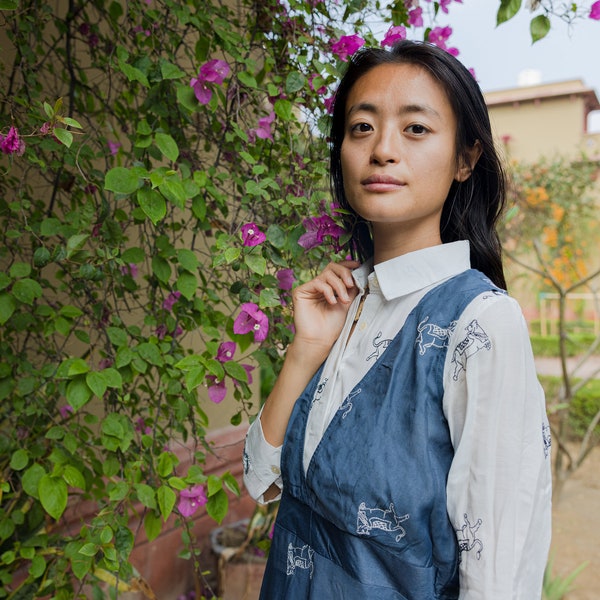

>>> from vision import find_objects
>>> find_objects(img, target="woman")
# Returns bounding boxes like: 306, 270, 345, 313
244, 40, 552, 599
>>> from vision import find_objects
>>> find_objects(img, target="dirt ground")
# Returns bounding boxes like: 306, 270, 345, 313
550, 443, 600, 599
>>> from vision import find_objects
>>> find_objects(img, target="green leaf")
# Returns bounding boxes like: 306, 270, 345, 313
137, 188, 166, 224
144, 511, 162, 542
67, 358, 90, 376
237, 71, 257, 88
176, 271, 197, 300
152, 255, 171, 283
9, 261, 31, 278
12, 279, 43, 305
121, 246, 145, 263
245, 254, 266, 275
135, 483, 157, 509
157, 485, 176, 521
285, 71, 305, 94
0, 1, 19, 11
224, 247, 241, 264
157, 452, 176, 477
223, 361, 248, 383
86, 371, 107, 398
66, 377, 93, 410
105, 167, 141, 195
66, 233, 89, 258
22, 464, 45, 498
0, 293, 16, 324
53, 128, 73, 148
274, 98, 293, 121
137, 342, 162, 366
29, 555, 46, 579
118, 59, 150, 87
160, 59, 185, 80
61, 116, 82, 128
62, 465, 86, 490
497, 0, 522, 25
222, 472, 241, 497
10, 449, 29, 471
155, 133, 179, 162
206, 474, 222, 496
206, 488, 228, 524
107, 326, 128, 347
530, 14, 551, 42
184, 366, 206, 392
78, 543, 98, 557
39, 475, 68, 520
176, 248, 199, 272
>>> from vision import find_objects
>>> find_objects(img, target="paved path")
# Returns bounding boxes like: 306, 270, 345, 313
534, 355, 600, 379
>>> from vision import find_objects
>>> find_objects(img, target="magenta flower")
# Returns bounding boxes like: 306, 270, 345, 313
59, 405, 74, 419
331, 34, 365, 62
252, 111, 276, 141
408, 7, 423, 26
163, 290, 181, 311
233, 302, 269, 343
590, 1, 600, 19
241, 222, 266, 247
216, 341, 236, 362
298, 215, 346, 251
324, 96, 335, 115
438, 0, 462, 14
232, 363, 254, 388
190, 59, 230, 105
276, 268, 295, 291
206, 376, 227, 403
428, 26, 459, 56
381, 25, 407, 47
0, 127, 26, 156
108, 140, 121, 156
178, 485, 208, 517
121, 263, 138, 278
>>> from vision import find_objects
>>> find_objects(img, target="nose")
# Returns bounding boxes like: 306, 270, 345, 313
370, 128, 400, 165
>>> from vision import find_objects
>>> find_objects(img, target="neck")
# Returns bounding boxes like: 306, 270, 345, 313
372, 223, 442, 264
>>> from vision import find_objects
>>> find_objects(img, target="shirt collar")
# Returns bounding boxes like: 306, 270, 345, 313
352, 240, 471, 301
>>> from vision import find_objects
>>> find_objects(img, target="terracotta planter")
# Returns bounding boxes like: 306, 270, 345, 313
211, 519, 267, 600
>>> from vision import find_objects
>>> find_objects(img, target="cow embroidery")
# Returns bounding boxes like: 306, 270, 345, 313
356, 502, 410, 542
311, 377, 328, 407
416, 317, 457, 356
456, 513, 483, 561
242, 447, 250, 475
451, 319, 491, 380
286, 543, 314, 578
542, 422, 552, 458
339, 388, 361, 419
366, 331, 392, 361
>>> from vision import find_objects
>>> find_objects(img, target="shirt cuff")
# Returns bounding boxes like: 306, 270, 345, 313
243, 414, 283, 504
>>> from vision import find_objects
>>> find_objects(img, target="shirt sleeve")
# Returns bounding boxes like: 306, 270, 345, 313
443, 292, 552, 599
243, 411, 283, 504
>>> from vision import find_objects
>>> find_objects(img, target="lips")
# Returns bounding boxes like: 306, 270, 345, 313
361, 174, 405, 191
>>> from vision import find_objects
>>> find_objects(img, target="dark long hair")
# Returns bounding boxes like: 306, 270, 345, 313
330, 40, 507, 289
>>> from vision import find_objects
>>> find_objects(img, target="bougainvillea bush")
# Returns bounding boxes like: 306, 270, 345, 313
1, 0, 599, 597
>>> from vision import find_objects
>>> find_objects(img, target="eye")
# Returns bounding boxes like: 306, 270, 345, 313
349, 122, 373, 134
406, 124, 429, 135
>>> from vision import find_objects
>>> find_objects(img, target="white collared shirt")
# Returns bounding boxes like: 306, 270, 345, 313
244, 241, 552, 599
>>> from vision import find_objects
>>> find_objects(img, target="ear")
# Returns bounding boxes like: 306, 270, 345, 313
455, 140, 482, 182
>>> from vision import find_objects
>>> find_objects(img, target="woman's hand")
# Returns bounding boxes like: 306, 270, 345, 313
259, 260, 361, 448
290, 260, 360, 362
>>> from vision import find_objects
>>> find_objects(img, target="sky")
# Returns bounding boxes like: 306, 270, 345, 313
446, 2, 600, 129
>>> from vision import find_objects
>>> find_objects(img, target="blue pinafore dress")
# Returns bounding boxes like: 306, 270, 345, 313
259, 270, 502, 600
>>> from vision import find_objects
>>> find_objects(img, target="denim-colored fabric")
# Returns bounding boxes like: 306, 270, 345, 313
260, 269, 502, 599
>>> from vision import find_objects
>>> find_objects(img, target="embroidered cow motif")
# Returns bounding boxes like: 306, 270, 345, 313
242, 447, 250, 475
356, 502, 410, 542
451, 319, 491, 380
286, 543, 314, 578
415, 317, 457, 356
542, 422, 552, 458
339, 388, 361, 419
366, 331, 393, 361
456, 513, 483, 562
311, 377, 328, 407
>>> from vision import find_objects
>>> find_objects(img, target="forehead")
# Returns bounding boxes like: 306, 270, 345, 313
345, 62, 454, 118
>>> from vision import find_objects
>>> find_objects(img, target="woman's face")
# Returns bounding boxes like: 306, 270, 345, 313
340, 62, 472, 256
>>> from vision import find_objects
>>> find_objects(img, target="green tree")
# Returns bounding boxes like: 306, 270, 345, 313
501, 155, 600, 501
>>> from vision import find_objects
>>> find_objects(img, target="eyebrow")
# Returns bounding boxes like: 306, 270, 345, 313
346, 102, 441, 119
